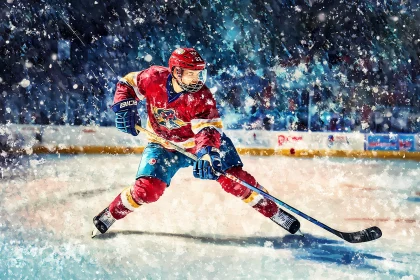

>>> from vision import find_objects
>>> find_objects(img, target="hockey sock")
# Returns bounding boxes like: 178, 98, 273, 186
109, 188, 138, 220
218, 166, 279, 218
109, 177, 167, 220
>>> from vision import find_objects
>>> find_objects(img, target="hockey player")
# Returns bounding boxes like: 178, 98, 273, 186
92, 48, 299, 237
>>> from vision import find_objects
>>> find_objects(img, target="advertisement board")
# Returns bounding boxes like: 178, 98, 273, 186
365, 134, 417, 151
366, 134, 398, 151
5, 124, 420, 156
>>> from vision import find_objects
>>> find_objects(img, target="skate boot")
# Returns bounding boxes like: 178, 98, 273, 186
92, 207, 116, 238
270, 208, 300, 234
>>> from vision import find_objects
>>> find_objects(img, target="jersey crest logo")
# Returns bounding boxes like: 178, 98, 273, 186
152, 107, 187, 130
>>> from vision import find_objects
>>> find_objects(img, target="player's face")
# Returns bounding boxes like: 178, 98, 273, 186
181, 69, 203, 85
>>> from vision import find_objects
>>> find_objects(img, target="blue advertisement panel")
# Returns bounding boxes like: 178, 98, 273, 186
366, 135, 398, 151
366, 134, 416, 151
398, 135, 416, 152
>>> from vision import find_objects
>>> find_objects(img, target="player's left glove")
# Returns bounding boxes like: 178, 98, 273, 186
112, 98, 139, 136
193, 146, 222, 180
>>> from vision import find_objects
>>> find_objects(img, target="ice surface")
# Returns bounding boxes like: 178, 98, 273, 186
1, 154, 419, 279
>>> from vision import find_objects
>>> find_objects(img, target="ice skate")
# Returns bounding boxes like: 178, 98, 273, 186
270, 208, 301, 234
92, 207, 116, 238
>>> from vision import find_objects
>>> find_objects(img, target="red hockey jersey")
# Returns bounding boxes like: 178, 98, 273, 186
113, 66, 222, 153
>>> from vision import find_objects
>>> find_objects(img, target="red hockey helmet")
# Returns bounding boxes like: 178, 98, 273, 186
168, 48, 206, 71
168, 48, 207, 92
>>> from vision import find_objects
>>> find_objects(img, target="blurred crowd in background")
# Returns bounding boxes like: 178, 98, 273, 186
1, 0, 419, 133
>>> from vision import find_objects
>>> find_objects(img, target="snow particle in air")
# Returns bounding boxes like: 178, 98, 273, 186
318, 13, 326, 22
19, 79, 30, 88
144, 54, 153, 62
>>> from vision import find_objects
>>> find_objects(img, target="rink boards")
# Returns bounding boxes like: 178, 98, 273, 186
4, 124, 420, 160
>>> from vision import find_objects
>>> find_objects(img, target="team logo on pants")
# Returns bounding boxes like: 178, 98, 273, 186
152, 107, 187, 130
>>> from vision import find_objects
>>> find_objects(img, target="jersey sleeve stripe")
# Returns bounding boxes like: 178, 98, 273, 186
191, 118, 223, 134
119, 72, 144, 100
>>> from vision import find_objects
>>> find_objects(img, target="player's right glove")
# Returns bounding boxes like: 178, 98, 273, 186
193, 146, 223, 180
112, 98, 139, 136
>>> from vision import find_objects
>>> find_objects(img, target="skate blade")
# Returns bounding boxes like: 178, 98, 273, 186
91, 228, 100, 238
296, 229, 305, 237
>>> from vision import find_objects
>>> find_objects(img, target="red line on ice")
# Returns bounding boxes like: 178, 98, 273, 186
341, 184, 378, 191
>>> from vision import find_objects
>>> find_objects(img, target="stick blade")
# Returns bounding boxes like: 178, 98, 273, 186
340, 226, 382, 243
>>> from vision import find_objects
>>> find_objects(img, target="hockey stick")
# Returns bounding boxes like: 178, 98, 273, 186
134, 125, 382, 243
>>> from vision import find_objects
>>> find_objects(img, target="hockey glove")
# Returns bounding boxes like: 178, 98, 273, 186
112, 99, 140, 136
193, 146, 222, 180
